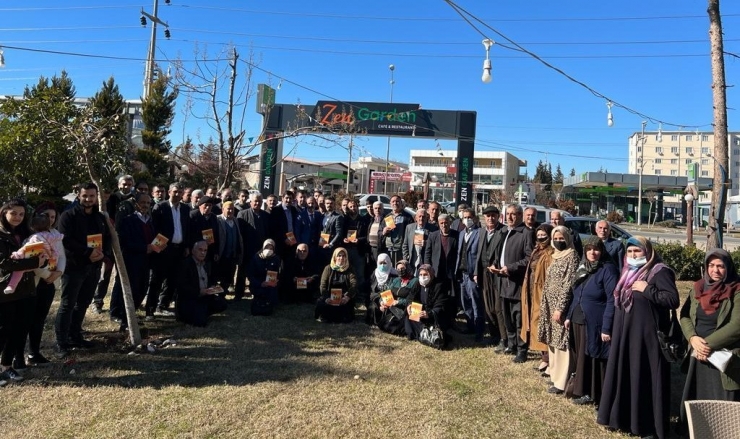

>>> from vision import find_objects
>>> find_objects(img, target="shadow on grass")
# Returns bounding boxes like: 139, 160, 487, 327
27, 299, 413, 389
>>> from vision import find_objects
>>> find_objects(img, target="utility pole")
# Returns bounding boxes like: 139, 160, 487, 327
141, 0, 170, 99
383, 64, 395, 195
347, 135, 354, 192
707, 0, 729, 250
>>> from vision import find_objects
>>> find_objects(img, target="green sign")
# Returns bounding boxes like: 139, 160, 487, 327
317, 170, 347, 180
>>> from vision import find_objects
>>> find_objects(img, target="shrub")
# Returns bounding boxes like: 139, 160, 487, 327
606, 211, 623, 223
654, 220, 678, 228
652, 242, 704, 281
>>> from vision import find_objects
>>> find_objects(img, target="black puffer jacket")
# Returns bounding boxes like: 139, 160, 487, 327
0, 224, 40, 304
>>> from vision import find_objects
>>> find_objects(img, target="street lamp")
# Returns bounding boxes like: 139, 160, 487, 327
481, 39, 494, 83
383, 64, 395, 195
684, 190, 696, 246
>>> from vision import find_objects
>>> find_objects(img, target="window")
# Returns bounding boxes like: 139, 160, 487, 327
702, 147, 710, 154
685, 158, 693, 164
637, 146, 642, 152
702, 135, 709, 142
670, 170, 678, 176
671, 146, 679, 154
654, 134, 661, 141
685, 135, 693, 141
734, 149, 740, 156
654, 169, 662, 175
671, 135, 678, 141
685, 147, 693, 155
702, 171, 709, 177
474, 160, 479, 167
669, 159, 677, 164
701, 159, 709, 165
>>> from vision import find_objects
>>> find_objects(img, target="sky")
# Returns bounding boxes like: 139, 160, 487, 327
2, 0, 740, 177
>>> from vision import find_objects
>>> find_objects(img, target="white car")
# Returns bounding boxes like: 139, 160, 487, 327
354, 194, 392, 206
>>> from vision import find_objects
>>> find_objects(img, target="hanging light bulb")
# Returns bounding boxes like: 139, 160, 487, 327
606, 101, 614, 127
481, 39, 494, 84
657, 123, 663, 142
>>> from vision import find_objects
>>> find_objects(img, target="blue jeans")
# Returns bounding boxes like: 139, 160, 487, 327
55, 264, 101, 346
460, 276, 485, 337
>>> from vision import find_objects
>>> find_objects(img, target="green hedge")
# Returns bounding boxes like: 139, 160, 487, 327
652, 242, 740, 281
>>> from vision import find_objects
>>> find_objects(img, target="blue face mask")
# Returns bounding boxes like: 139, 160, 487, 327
626, 256, 647, 269
378, 264, 389, 273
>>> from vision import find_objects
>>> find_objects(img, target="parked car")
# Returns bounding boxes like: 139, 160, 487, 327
564, 217, 632, 242
523, 205, 572, 225
358, 205, 416, 218
354, 194, 392, 206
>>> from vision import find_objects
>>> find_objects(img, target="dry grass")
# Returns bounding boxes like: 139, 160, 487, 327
1, 283, 696, 438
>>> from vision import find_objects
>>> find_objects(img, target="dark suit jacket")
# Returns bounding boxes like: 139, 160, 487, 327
151, 201, 191, 247
270, 203, 298, 245
473, 222, 505, 278
189, 212, 220, 260
455, 226, 481, 281
321, 211, 345, 248
424, 229, 459, 283
403, 223, 434, 269
603, 237, 625, 271
118, 213, 155, 258
237, 208, 271, 259
494, 223, 534, 300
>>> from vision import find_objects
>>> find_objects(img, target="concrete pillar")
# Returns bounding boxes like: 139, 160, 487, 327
590, 195, 598, 216
656, 192, 664, 222
606, 195, 615, 214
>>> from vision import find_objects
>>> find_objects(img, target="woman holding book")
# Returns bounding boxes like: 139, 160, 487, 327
315, 247, 357, 323
285, 243, 321, 303
247, 239, 282, 315
365, 253, 403, 334
597, 236, 679, 439
404, 264, 450, 344
679, 248, 740, 425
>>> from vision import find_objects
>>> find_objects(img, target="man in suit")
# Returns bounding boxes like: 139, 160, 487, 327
234, 193, 270, 300
176, 240, 227, 327
402, 208, 433, 275
596, 220, 624, 271
494, 204, 534, 363
319, 196, 345, 265
342, 198, 369, 302
189, 196, 220, 265
455, 208, 485, 341
148, 183, 190, 317
473, 205, 506, 347
427, 201, 441, 232
381, 195, 413, 266
424, 213, 459, 305
450, 203, 469, 232
270, 191, 298, 261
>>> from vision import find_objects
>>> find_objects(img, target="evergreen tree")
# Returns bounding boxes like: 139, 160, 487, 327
89, 77, 130, 189
569, 167, 576, 177
554, 164, 564, 184
138, 69, 177, 183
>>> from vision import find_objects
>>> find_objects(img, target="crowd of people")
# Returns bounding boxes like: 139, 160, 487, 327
0, 175, 738, 438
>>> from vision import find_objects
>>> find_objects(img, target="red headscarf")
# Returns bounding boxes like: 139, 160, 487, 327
694, 249, 739, 315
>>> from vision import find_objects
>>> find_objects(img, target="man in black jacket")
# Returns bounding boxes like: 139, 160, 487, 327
473, 205, 506, 347
424, 214, 459, 327
493, 204, 534, 363
55, 182, 111, 358
319, 197, 345, 265
235, 193, 270, 300
381, 195, 413, 266
175, 240, 227, 327
148, 183, 190, 317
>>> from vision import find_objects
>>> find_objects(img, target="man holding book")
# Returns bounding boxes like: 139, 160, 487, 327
341, 199, 368, 303
216, 201, 243, 294
175, 241, 227, 327
403, 208, 433, 276
381, 195, 413, 266
189, 196, 220, 265
319, 197, 345, 266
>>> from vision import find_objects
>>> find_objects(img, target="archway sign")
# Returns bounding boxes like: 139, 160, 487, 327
258, 100, 477, 205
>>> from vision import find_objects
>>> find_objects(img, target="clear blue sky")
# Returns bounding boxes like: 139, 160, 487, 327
2, 0, 740, 177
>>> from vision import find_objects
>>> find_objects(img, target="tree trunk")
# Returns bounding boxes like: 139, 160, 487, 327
707, 0, 729, 250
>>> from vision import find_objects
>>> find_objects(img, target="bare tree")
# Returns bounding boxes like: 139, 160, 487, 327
707, 0, 729, 250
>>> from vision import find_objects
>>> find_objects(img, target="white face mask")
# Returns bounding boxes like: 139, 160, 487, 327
418, 275, 430, 286
626, 256, 647, 269
263, 249, 274, 258
463, 218, 474, 229
458, 211, 464, 219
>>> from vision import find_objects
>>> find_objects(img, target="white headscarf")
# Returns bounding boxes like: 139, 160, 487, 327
374, 253, 397, 285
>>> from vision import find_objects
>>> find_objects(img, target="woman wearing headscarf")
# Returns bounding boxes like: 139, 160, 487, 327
285, 243, 322, 303
247, 239, 282, 315
565, 236, 618, 406
404, 264, 450, 344
365, 253, 403, 334
315, 247, 357, 323
679, 248, 740, 423
597, 236, 679, 439
521, 223, 554, 373
538, 225, 579, 394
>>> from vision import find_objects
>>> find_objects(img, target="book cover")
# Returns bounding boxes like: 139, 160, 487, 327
384, 216, 396, 229
319, 233, 331, 246
409, 302, 423, 322
86, 233, 103, 249
202, 228, 215, 245
296, 277, 308, 289
413, 229, 425, 246
285, 231, 297, 245
265, 270, 278, 287
380, 290, 394, 307
151, 233, 169, 252
24, 242, 46, 258
204, 285, 224, 295
345, 229, 357, 242
329, 288, 343, 305
48, 257, 57, 271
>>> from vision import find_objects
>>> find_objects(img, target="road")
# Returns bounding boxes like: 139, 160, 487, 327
619, 225, 740, 251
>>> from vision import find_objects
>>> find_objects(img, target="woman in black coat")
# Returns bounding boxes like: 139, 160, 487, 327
403, 264, 450, 344
247, 239, 282, 314
0, 199, 45, 381
284, 243, 321, 304
565, 236, 618, 406
315, 247, 357, 323
596, 236, 679, 439
365, 253, 401, 333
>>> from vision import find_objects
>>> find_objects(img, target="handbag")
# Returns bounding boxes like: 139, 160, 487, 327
649, 304, 687, 363
418, 311, 445, 349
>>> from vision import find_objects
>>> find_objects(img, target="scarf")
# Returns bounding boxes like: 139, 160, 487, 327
330, 247, 350, 272
550, 225, 575, 260
613, 236, 662, 312
574, 236, 606, 287
694, 249, 739, 315
374, 253, 396, 285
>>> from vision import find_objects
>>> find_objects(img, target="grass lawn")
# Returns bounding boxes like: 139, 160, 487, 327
2, 282, 696, 438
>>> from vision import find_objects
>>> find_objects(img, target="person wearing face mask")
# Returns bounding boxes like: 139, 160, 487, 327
315, 247, 357, 323
247, 239, 282, 315
520, 223, 554, 372
450, 203, 469, 232
679, 248, 740, 428
285, 243, 321, 304
597, 236, 679, 439
404, 264, 450, 346
365, 254, 406, 335
538, 226, 580, 393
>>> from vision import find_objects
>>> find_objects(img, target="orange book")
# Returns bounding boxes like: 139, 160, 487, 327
413, 229, 425, 246
409, 302, 423, 322
151, 233, 169, 252
329, 288, 343, 305
24, 242, 46, 258
380, 290, 394, 307
345, 229, 357, 243
202, 229, 215, 245
204, 285, 224, 295
87, 234, 103, 249
319, 233, 331, 246
296, 277, 308, 289
285, 231, 297, 246
265, 270, 278, 287
48, 257, 57, 271
384, 216, 396, 229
